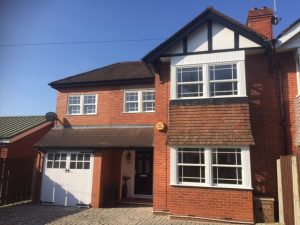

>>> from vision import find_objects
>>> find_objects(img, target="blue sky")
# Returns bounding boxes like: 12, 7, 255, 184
0, 0, 299, 116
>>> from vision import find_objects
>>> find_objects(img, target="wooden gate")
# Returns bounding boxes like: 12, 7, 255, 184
0, 158, 34, 205
277, 153, 300, 225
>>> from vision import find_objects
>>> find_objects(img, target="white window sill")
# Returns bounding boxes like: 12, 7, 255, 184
122, 111, 155, 114
170, 183, 252, 190
66, 113, 98, 116
172, 95, 248, 100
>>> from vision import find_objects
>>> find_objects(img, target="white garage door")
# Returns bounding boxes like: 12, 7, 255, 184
41, 152, 94, 207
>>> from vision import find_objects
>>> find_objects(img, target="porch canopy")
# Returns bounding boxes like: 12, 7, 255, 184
35, 126, 154, 150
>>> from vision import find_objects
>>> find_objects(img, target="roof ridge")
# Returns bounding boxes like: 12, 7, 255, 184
277, 17, 300, 39
209, 7, 269, 40
143, 6, 270, 62
0, 115, 45, 118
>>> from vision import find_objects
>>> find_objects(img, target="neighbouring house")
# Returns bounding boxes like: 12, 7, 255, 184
0, 116, 54, 205
35, 6, 300, 224
276, 18, 300, 155
0, 116, 54, 159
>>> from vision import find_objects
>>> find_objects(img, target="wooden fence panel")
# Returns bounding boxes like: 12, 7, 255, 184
278, 153, 300, 225
280, 155, 295, 225
0, 158, 34, 206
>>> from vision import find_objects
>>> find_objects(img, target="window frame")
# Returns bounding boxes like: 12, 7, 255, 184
170, 146, 252, 189
170, 51, 246, 100
176, 66, 204, 98
142, 90, 155, 112
177, 148, 206, 185
208, 64, 238, 97
124, 89, 155, 113
67, 94, 98, 115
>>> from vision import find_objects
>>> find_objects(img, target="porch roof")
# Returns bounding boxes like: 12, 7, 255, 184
35, 126, 153, 149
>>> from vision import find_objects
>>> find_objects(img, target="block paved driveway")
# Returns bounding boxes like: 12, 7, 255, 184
0, 203, 235, 225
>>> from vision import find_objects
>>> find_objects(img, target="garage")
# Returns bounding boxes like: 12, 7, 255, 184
40, 152, 94, 207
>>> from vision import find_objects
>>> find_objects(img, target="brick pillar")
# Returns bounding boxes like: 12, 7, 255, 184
91, 151, 102, 208
91, 150, 113, 208
153, 62, 170, 212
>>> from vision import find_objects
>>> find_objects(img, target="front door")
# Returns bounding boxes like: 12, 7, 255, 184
134, 150, 153, 195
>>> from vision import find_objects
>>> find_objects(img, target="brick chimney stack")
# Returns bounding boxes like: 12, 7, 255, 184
247, 7, 274, 40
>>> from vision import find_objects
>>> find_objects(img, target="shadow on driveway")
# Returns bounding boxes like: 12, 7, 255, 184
0, 203, 85, 225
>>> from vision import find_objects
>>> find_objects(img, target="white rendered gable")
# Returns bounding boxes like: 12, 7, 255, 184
239, 35, 260, 48
187, 24, 208, 52
164, 21, 262, 55
212, 23, 235, 50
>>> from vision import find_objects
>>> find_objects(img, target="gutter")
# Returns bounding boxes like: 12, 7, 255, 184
0, 139, 10, 144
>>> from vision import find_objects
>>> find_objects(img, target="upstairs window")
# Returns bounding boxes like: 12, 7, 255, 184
176, 63, 239, 99
68, 96, 81, 115
125, 91, 139, 112
142, 91, 155, 112
177, 67, 203, 98
67, 94, 97, 115
171, 51, 246, 99
209, 64, 238, 97
83, 95, 96, 114
124, 90, 155, 113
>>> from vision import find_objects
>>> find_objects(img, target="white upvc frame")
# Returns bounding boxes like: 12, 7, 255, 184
170, 50, 247, 100
67, 94, 98, 115
170, 146, 252, 189
123, 89, 155, 113
296, 48, 300, 96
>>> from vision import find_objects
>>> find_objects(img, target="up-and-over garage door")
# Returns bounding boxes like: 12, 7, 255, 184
41, 152, 94, 207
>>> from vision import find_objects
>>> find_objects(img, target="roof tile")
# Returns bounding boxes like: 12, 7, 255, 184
0, 116, 47, 139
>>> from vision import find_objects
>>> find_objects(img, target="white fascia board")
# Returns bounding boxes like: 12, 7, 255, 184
0, 139, 10, 144
277, 21, 300, 48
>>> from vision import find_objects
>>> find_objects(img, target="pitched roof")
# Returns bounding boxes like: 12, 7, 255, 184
50, 61, 154, 89
277, 18, 300, 39
143, 7, 271, 62
35, 126, 154, 149
276, 17, 300, 48
0, 116, 48, 139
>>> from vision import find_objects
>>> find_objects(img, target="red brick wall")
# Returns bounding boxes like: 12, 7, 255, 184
7, 123, 53, 159
169, 187, 253, 222
296, 96, 300, 149
153, 62, 255, 223
279, 52, 300, 154
91, 150, 122, 208
246, 54, 285, 198
91, 151, 102, 208
55, 84, 155, 127
153, 62, 170, 212
247, 8, 273, 40
168, 103, 254, 146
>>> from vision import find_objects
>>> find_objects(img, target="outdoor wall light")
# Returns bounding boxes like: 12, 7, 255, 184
126, 151, 131, 162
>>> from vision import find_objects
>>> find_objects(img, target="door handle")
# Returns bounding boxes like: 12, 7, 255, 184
65, 169, 70, 173
140, 174, 147, 177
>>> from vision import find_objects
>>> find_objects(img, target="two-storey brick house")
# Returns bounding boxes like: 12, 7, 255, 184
35, 6, 298, 224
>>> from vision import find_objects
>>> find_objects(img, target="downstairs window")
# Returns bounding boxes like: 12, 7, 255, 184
170, 146, 251, 189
